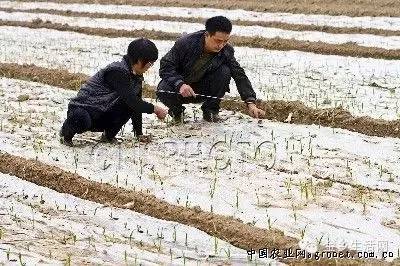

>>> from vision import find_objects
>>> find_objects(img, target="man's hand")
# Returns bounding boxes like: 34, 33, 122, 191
247, 103, 265, 119
179, 84, 196, 97
154, 106, 168, 120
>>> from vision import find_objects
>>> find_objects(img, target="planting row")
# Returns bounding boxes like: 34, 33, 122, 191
0, 26, 399, 120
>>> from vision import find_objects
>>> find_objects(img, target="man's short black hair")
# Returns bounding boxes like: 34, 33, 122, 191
205, 16, 232, 35
127, 38, 158, 65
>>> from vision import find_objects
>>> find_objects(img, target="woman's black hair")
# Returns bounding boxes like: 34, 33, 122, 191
127, 38, 158, 65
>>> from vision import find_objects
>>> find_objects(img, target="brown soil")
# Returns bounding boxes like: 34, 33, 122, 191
0, 62, 88, 90
1, 20, 400, 60
0, 151, 391, 265
1, 62, 400, 139
223, 100, 400, 139
13, 0, 400, 18
0, 19, 179, 40
311, 173, 400, 195
2, 7, 400, 37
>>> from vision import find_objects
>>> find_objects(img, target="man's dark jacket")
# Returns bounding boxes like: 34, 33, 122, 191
69, 55, 153, 136
159, 30, 256, 102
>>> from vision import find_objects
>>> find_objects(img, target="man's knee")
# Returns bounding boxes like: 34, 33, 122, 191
157, 80, 170, 98
156, 80, 181, 104
157, 80, 175, 95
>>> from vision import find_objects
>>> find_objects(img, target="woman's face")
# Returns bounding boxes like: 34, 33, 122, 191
133, 60, 154, 75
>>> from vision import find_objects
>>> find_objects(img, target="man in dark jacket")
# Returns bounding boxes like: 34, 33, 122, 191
60, 38, 168, 146
157, 16, 265, 123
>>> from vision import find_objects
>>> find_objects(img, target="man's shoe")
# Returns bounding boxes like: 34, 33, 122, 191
203, 111, 222, 123
169, 111, 184, 125
59, 130, 73, 147
99, 132, 118, 143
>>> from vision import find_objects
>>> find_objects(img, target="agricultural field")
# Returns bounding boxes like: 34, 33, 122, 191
0, 0, 400, 265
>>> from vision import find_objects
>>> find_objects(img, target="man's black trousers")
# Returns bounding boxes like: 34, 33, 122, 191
156, 64, 231, 116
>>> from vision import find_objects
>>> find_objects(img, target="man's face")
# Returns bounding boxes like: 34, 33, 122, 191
205, 31, 230, 53
132, 60, 154, 75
